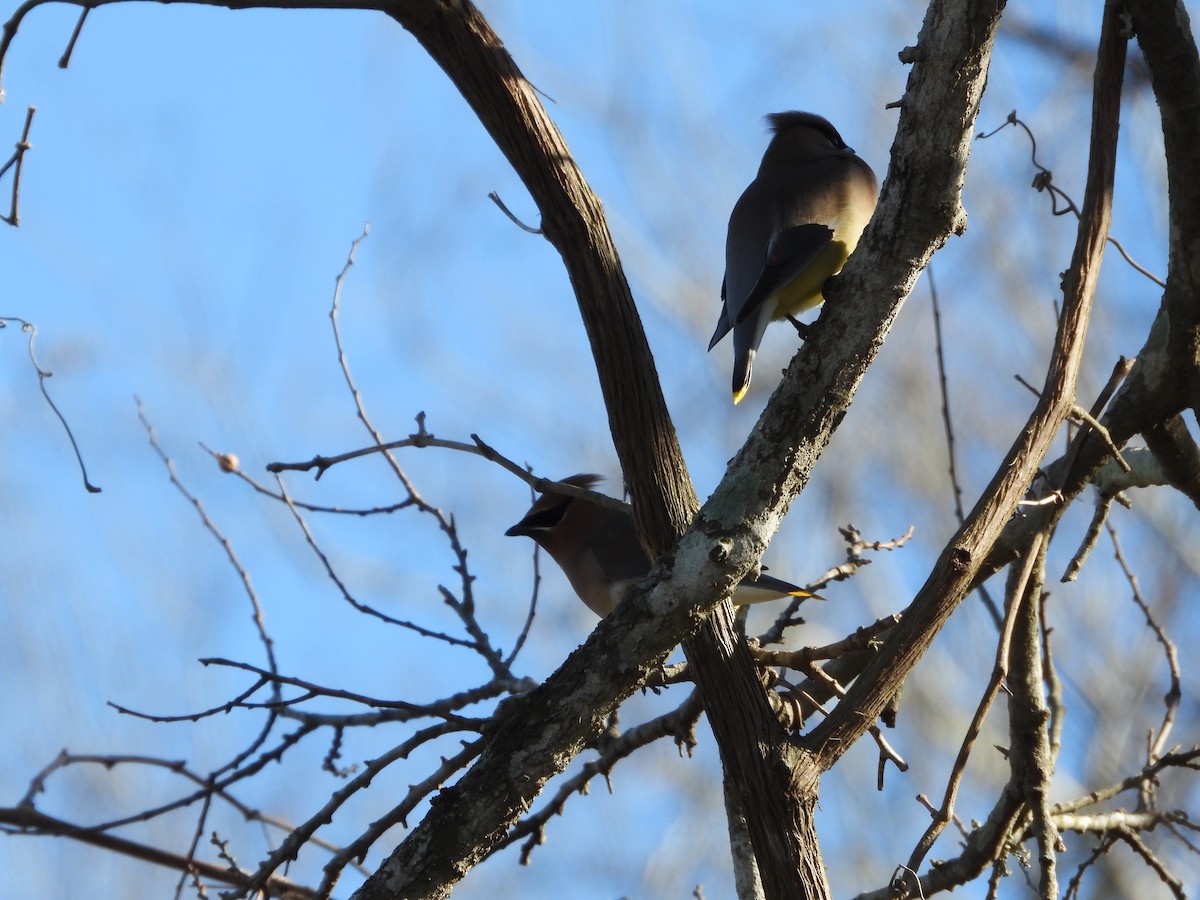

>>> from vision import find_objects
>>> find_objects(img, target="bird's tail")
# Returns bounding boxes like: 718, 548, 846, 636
731, 349, 755, 404
734, 572, 825, 605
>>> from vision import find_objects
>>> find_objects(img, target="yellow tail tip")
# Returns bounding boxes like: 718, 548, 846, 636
732, 386, 748, 405
790, 589, 826, 602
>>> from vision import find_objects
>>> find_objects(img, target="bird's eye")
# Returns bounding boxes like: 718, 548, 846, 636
521, 500, 571, 531
823, 130, 847, 150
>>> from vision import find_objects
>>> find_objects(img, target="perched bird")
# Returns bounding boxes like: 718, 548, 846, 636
505, 474, 820, 617
709, 111, 878, 403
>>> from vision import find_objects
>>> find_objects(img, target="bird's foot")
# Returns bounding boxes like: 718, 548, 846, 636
786, 315, 812, 340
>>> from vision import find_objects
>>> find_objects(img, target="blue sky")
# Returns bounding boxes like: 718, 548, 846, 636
3, 1, 1198, 897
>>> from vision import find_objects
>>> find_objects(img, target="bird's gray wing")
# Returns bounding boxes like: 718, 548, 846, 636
732, 223, 833, 326
587, 506, 653, 584
708, 277, 733, 350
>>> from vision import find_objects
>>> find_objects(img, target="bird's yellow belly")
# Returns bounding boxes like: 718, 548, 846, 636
771, 240, 852, 319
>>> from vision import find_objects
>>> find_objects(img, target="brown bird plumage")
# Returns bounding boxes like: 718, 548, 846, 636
709, 111, 878, 403
506, 475, 820, 617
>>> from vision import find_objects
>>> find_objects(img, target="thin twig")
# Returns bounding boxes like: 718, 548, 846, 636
317, 736, 485, 897
929, 265, 967, 526
759, 525, 912, 646
198, 657, 487, 724
249, 722, 475, 898
273, 473, 480, 647
929, 266, 1002, 626
795, 662, 907, 783
1107, 524, 1181, 774
137, 399, 278, 683
488, 190, 542, 233
0, 806, 316, 898
323, 231, 514, 677
268, 431, 632, 514
904, 534, 1042, 878
978, 111, 1164, 287
750, 614, 901, 669
57, 6, 88, 67
1114, 826, 1187, 899
0, 105, 35, 225
505, 471, 542, 668
1061, 491, 1116, 583
199, 442, 418, 516
499, 692, 705, 864
1059, 355, 1136, 580
136, 400, 294, 789
1, 316, 100, 491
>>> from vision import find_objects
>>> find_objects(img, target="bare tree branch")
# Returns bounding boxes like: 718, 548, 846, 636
0, 806, 317, 899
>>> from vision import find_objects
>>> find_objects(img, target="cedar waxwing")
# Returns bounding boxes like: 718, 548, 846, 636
709, 111, 878, 403
505, 475, 820, 617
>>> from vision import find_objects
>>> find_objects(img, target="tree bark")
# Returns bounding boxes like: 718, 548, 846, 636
359, 0, 1013, 896
802, 0, 1123, 773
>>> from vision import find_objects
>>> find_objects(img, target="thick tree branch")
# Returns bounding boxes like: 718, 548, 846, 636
372, 3, 815, 897
378, 5, 832, 894
805, 0, 1125, 767
1006, 543, 1059, 898
358, 0, 1013, 895
978, 0, 1200, 582
1143, 415, 1200, 506
1127, 0, 1200, 407
381, 1, 696, 546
